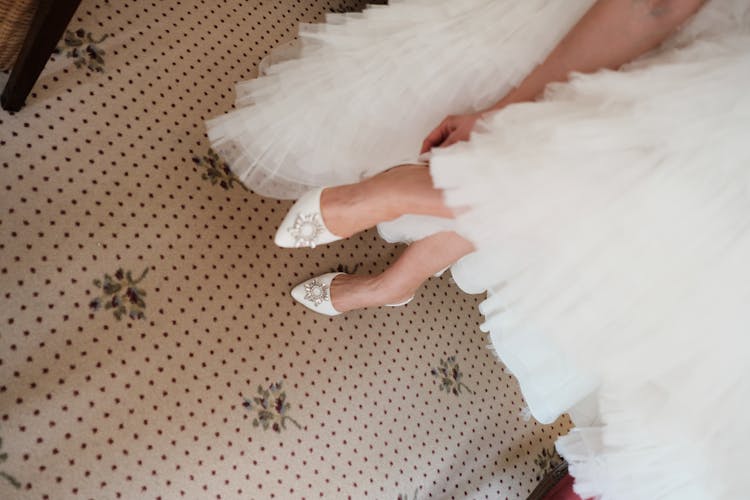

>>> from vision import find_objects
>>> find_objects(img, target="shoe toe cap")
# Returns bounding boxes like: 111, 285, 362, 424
290, 282, 306, 303
274, 226, 296, 247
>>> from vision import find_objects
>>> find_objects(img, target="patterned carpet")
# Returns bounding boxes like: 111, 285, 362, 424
0, 1, 571, 498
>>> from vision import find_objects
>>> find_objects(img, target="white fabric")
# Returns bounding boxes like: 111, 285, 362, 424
206, 0, 596, 198
206, 1, 750, 498
427, 16, 750, 499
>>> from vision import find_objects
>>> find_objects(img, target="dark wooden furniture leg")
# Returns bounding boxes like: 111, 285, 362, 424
1, 0, 82, 112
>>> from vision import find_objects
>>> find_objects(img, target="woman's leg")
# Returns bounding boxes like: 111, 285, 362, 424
321, 164, 458, 238
329, 230, 475, 312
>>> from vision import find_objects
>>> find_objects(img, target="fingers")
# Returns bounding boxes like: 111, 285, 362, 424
420, 127, 448, 154
441, 130, 464, 149
420, 117, 454, 154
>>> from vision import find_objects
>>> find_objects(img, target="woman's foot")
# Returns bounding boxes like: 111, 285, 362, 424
329, 273, 414, 312
274, 189, 344, 248
291, 272, 415, 315
320, 164, 452, 238
318, 183, 387, 240
291, 232, 475, 316
276, 164, 453, 248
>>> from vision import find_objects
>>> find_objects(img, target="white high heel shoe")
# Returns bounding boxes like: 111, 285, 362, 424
275, 188, 343, 248
291, 272, 413, 316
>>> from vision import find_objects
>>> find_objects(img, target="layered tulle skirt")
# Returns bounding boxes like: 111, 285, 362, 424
206, 0, 597, 198
206, 1, 750, 498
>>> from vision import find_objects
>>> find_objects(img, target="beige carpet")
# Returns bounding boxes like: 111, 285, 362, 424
0, 1, 571, 498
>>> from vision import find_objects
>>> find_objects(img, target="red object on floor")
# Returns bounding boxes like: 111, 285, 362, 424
542, 474, 587, 500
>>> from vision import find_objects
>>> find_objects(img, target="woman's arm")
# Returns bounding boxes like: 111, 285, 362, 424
421, 0, 706, 153
488, 0, 706, 110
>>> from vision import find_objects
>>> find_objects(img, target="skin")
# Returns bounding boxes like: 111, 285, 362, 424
321, 0, 707, 312
420, 0, 707, 153
320, 165, 468, 311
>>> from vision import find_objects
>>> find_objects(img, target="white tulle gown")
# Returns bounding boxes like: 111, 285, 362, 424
206, 1, 750, 498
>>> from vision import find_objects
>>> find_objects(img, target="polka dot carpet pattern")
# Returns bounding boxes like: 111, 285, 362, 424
0, 1, 572, 498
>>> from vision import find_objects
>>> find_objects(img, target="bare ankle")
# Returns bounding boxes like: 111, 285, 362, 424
321, 180, 398, 237
329, 273, 415, 312
370, 273, 416, 305
373, 164, 449, 219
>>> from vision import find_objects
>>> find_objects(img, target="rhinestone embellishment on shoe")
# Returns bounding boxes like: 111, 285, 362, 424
303, 278, 329, 306
288, 213, 325, 248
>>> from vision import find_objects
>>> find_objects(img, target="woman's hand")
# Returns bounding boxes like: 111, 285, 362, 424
420, 0, 706, 155
420, 111, 483, 154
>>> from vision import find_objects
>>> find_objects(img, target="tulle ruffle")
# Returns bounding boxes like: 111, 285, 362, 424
426, 16, 750, 499
206, 0, 595, 198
